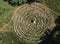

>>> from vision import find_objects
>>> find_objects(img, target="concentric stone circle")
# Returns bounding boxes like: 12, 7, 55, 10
13, 2, 55, 42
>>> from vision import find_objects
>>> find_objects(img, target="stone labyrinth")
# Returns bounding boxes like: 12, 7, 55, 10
13, 2, 55, 42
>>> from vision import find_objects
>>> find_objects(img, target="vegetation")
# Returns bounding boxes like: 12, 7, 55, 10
46, 0, 60, 14
3, 0, 46, 6
0, 0, 60, 44
0, 0, 14, 28
3, 0, 60, 14
3, 0, 27, 6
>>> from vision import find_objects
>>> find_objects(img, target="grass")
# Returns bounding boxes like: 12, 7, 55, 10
0, 31, 20, 44
45, 0, 60, 14
0, 0, 20, 44
0, 0, 14, 28
0, 0, 60, 44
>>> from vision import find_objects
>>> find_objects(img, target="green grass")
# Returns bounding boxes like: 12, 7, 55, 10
0, 31, 20, 44
0, 1, 20, 44
45, 0, 60, 14
0, 0, 14, 28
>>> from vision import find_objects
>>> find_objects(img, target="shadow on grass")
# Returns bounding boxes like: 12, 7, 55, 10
39, 16, 60, 44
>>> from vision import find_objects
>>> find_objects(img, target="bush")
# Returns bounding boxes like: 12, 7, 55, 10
3, 0, 43, 6
3, 0, 27, 6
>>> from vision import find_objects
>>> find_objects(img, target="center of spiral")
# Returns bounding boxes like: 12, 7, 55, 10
31, 20, 36, 24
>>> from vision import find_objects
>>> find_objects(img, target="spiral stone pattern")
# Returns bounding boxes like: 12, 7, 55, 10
13, 2, 54, 42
